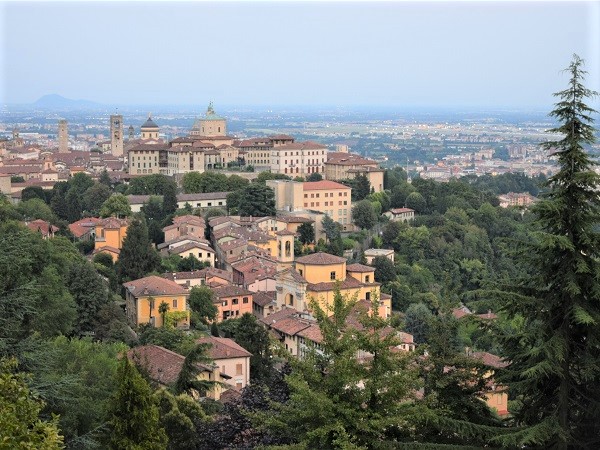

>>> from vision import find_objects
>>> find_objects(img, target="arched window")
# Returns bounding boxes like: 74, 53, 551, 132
285, 240, 291, 257
278, 241, 282, 258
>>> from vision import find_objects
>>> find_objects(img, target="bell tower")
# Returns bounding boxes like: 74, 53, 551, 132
276, 230, 295, 269
110, 114, 124, 156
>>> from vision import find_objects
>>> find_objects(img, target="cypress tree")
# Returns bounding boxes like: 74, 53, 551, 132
117, 214, 161, 283
496, 55, 600, 449
108, 357, 167, 450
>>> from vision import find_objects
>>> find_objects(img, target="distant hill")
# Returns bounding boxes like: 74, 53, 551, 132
33, 94, 101, 108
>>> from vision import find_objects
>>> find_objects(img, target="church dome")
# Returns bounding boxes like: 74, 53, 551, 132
141, 115, 159, 129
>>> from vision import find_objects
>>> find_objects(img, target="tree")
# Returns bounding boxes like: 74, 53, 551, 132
158, 300, 170, 328
108, 357, 167, 450
174, 343, 216, 396
227, 174, 249, 191
306, 172, 323, 182
17, 198, 56, 222
100, 194, 132, 218
405, 191, 426, 213
351, 199, 377, 230
21, 186, 47, 203
127, 174, 174, 196
162, 182, 178, 217
210, 322, 220, 337
371, 255, 397, 285
182, 172, 229, 194
67, 261, 109, 335
84, 183, 112, 216
188, 286, 218, 325
254, 172, 290, 184
117, 215, 161, 283
297, 222, 315, 245
495, 55, 600, 449
236, 183, 276, 217
403, 302, 432, 344
321, 214, 340, 243
233, 313, 273, 383
353, 173, 371, 201
0, 358, 64, 449
258, 288, 420, 448
99, 170, 112, 187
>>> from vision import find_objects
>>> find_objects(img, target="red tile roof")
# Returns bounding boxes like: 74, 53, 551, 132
295, 251, 346, 265
212, 285, 253, 299
346, 263, 375, 273
127, 345, 185, 385
303, 180, 350, 191
252, 291, 276, 307
124, 275, 188, 297
471, 351, 508, 369
24, 219, 58, 236
197, 336, 252, 359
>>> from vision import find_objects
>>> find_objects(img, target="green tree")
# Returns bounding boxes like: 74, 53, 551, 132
227, 174, 249, 191
254, 172, 290, 184
100, 194, 132, 218
17, 198, 56, 222
352, 173, 371, 201
108, 357, 167, 450
174, 343, 216, 396
321, 214, 340, 243
99, 170, 112, 187
21, 186, 47, 203
84, 183, 112, 216
297, 222, 315, 245
371, 255, 397, 285
232, 313, 272, 383
306, 172, 323, 182
154, 389, 207, 450
182, 172, 229, 194
351, 199, 378, 230
405, 191, 426, 213
67, 261, 109, 335
236, 183, 276, 217
403, 302, 432, 344
258, 289, 419, 448
116, 215, 161, 283
496, 55, 600, 449
0, 358, 64, 450
162, 182, 178, 217
158, 300, 170, 328
188, 286, 218, 325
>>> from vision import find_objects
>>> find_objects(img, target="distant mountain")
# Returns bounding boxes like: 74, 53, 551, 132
33, 94, 101, 108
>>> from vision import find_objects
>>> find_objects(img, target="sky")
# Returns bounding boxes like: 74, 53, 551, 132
1, 1, 599, 110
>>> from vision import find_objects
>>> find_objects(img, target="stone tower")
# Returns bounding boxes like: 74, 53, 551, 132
110, 115, 124, 157
128, 125, 135, 141
276, 229, 295, 270
58, 120, 69, 153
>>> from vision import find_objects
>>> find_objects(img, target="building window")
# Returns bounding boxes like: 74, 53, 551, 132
172, 299, 178, 308
243, 297, 248, 304
299, 269, 303, 276
366, 275, 370, 283
236, 364, 243, 375
366, 292, 371, 301
232, 298, 239, 305
222, 300, 228, 306
330, 271, 336, 280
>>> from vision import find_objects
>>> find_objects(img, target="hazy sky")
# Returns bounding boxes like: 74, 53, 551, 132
1, 1, 599, 109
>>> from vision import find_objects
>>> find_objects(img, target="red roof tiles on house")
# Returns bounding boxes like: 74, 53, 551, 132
197, 336, 252, 359
124, 275, 188, 297
295, 251, 346, 265
303, 180, 350, 191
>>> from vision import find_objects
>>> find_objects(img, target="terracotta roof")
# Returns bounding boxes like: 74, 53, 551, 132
127, 345, 217, 386
197, 336, 252, 359
307, 276, 363, 292
269, 134, 294, 140
326, 152, 378, 166
98, 217, 128, 229
389, 208, 415, 214
128, 143, 169, 152
303, 180, 350, 191
158, 235, 211, 250
167, 241, 215, 255
275, 215, 314, 224
346, 263, 375, 273
270, 317, 312, 336
260, 307, 298, 326
124, 275, 188, 297
296, 323, 323, 343
162, 268, 232, 283
172, 215, 205, 227
471, 351, 508, 369
220, 389, 242, 403
68, 217, 102, 238
275, 229, 296, 236
476, 311, 498, 320
212, 285, 253, 299
252, 291, 276, 307
452, 305, 472, 319
127, 345, 185, 385
24, 219, 58, 236
295, 251, 346, 265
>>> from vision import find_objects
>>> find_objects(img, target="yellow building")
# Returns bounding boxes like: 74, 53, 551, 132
124, 275, 190, 329
267, 179, 353, 231
93, 217, 129, 261
269, 141, 328, 176
127, 344, 229, 400
325, 152, 385, 193
191, 102, 227, 137
141, 115, 160, 140
275, 252, 391, 318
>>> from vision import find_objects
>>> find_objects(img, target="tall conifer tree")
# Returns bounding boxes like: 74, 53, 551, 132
496, 55, 600, 449
117, 215, 161, 283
